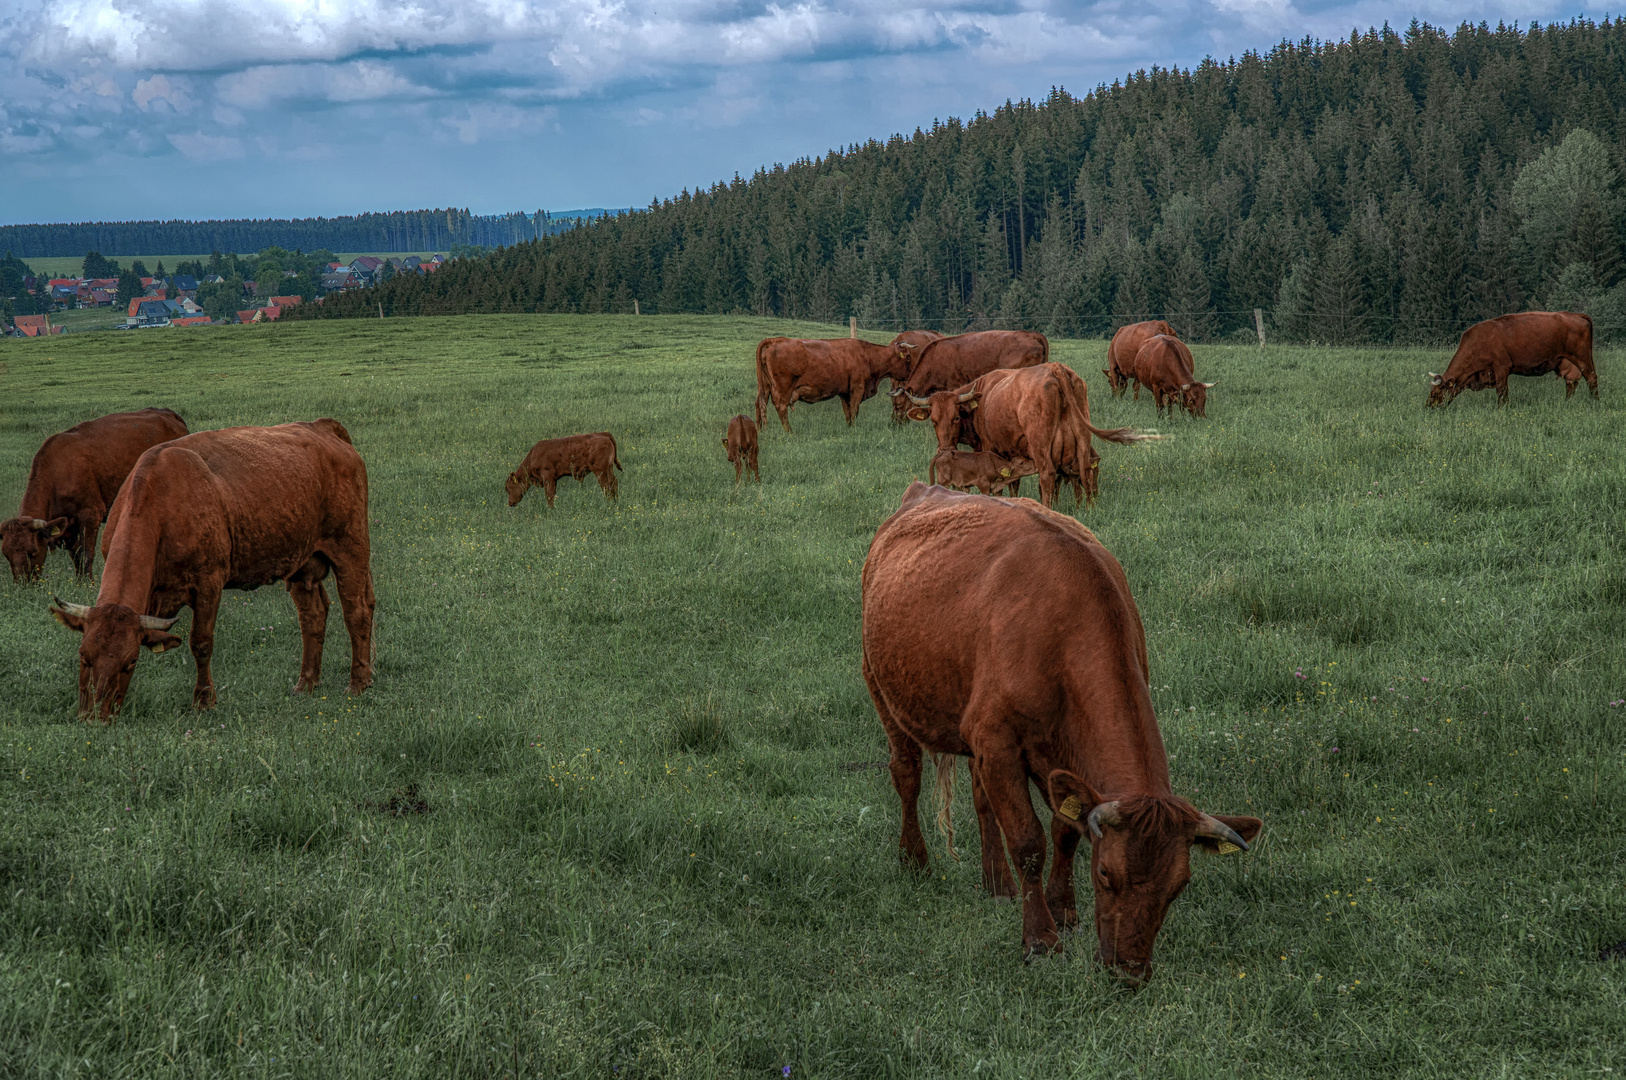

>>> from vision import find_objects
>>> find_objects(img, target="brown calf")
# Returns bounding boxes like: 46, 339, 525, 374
929, 449, 1036, 496
506, 433, 622, 508
722, 415, 760, 483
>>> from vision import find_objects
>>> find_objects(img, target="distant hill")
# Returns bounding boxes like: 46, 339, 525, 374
0, 209, 566, 259
295, 19, 1626, 344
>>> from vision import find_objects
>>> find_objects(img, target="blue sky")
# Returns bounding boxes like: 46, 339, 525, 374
0, 0, 1611, 225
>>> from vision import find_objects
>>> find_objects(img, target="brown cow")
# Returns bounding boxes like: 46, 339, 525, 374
891, 329, 946, 351
3, 408, 188, 582
754, 337, 918, 432
1427, 311, 1598, 407
929, 449, 1037, 495
505, 433, 622, 507
1130, 335, 1214, 417
862, 484, 1262, 973
49, 420, 374, 721
888, 330, 1049, 424
1105, 320, 1175, 397
722, 414, 760, 483
903, 363, 1155, 507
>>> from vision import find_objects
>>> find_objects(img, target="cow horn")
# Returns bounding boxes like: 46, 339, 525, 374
51, 596, 92, 618
1179, 382, 1191, 390
1426, 371, 1441, 384
1195, 814, 1250, 851
1086, 800, 1122, 839
140, 614, 179, 630
956, 389, 978, 403
906, 393, 934, 406
1201, 381, 1216, 389
29, 518, 50, 530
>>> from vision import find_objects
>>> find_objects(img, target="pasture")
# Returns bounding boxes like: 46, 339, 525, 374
0, 315, 1622, 1077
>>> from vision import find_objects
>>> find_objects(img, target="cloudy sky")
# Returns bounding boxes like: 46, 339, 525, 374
0, 0, 1610, 225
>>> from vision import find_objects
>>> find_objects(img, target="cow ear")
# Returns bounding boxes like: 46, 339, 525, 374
1193, 814, 1263, 854
51, 607, 86, 633
45, 516, 69, 538
907, 408, 930, 422
142, 629, 183, 654
1046, 768, 1102, 823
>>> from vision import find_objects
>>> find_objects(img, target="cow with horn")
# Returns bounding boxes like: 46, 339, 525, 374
887, 330, 1048, 424
4, 408, 188, 583
49, 420, 374, 721
863, 484, 1261, 976
1427, 311, 1597, 407
902, 363, 1157, 508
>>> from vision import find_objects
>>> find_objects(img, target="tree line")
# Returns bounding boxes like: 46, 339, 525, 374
0, 210, 554, 260
295, 18, 1626, 344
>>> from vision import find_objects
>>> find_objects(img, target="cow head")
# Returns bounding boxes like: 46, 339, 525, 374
50, 599, 180, 721
504, 470, 531, 507
1178, 380, 1215, 418
2, 516, 68, 582
1002, 455, 1039, 480
903, 388, 980, 451
1424, 371, 1460, 408
1048, 769, 1262, 984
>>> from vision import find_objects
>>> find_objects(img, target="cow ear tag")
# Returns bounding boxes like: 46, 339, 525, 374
1216, 841, 1241, 855
1058, 795, 1083, 820
966, 400, 979, 410
999, 468, 1011, 477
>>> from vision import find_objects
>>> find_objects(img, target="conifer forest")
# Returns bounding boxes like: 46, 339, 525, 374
299, 19, 1626, 344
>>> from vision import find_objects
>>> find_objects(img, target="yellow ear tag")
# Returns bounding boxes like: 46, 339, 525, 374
1058, 795, 1082, 821
999, 468, 1011, 477
1217, 841, 1240, 855
966, 401, 979, 410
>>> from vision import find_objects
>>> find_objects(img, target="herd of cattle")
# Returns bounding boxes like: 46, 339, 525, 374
0, 308, 1598, 981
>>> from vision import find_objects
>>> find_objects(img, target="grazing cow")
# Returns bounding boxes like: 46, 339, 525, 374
903, 363, 1156, 508
49, 420, 374, 721
754, 337, 918, 432
722, 414, 760, 483
1105, 320, 1175, 397
1130, 335, 1214, 417
862, 484, 1262, 973
1428, 311, 1597, 407
505, 433, 622, 507
889, 331, 1049, 424
891, 329, 946, 352
4, 408, 188, 583
929, 449, 1037, 495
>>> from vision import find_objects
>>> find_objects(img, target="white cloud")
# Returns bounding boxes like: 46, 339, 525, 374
167, 131, 246, 160
133, 73, 192, 111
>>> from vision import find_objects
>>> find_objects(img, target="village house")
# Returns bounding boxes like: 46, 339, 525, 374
11, 314, 63, 337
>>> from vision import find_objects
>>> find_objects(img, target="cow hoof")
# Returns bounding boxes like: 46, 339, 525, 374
1023, 940, 1064, 963
346, 679, 371, 696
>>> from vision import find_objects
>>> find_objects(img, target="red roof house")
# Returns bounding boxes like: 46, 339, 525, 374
13, 314, 62, 337
170, 315, 211, 327
268, 295, 302, 308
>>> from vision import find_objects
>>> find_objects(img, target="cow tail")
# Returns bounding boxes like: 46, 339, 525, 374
610, 434, 623, 472
933, 752, 961, 862
1038, 332, 1050, 364
754, 340, 770, 428
1086, 421, 1164, 445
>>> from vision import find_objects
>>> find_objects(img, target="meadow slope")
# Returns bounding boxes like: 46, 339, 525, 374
0, 316, 1622, 1078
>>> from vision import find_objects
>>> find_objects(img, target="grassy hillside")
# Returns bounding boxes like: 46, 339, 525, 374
0, 316, 1622, 1076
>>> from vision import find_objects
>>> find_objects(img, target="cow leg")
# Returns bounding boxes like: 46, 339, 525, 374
72, 513, 101, 578
328, 546, 375, 696
543, 474, 558, 508
970, 768, 1018, 899
749, 450, 759, 482
840, 391, 857, 426
772, 381, 795, 433
286, 559, 331, 694
1495, 360, 1512, 405
188, 586, 222, 709
1046, 816, 1084, 931
973, 748, 1059, 957
865, 654, 929, 870
597, 465, 618, 501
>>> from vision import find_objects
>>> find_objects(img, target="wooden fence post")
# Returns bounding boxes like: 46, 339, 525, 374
634, 299, 640, 316
1253, 308, 1265, 347
849, 316, 857, 338
378, 302, 384, 320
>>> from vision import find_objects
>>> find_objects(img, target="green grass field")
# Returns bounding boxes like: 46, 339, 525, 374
1, 316, 1622, 1077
